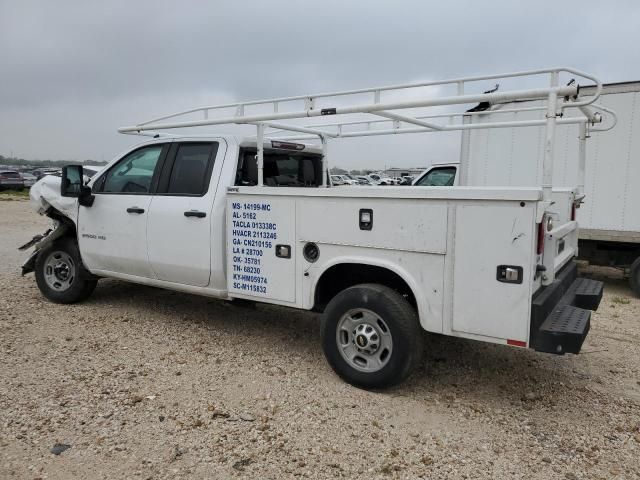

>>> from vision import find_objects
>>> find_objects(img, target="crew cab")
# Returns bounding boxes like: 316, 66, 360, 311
21, 68, 612, 389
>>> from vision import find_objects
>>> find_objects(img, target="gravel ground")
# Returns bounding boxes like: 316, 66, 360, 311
1, 199, 639, 479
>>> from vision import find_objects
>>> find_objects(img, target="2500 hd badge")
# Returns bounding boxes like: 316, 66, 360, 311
81, 233, 106, 240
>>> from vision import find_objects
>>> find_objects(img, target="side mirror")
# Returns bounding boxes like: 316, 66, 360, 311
61, 165, 83, 197
61, 165, 95, 207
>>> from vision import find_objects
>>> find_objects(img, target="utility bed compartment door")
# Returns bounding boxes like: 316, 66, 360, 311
452, 203, 536, 342
227, 196, 296, 303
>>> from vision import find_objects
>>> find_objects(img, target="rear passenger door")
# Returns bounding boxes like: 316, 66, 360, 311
146, 141, 222, 287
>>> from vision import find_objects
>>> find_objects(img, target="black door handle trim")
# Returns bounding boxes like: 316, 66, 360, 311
126, 207, 145, 214
184, 210, 206, 218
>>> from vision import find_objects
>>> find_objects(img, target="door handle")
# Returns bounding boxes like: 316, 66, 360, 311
184, 210, 206, 218
126, 207, 145, 214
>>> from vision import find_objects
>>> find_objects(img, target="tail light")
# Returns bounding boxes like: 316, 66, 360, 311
571, 203, 577, 221
536, 215, 545, 255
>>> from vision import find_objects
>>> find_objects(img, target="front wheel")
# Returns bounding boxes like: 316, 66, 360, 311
35, 238, 97, 304
321, 284, 423, 389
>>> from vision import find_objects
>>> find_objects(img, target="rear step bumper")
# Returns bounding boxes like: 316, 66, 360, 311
530, 262, 603, 355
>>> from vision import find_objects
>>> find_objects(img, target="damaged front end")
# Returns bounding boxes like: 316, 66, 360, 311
19, 175, 77, 275
19, 222, 71, 275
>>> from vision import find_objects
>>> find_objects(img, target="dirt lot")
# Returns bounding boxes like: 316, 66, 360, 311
1, 198, 639, 479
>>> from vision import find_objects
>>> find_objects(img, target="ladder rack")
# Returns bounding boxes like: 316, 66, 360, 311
119, 67, 611, 199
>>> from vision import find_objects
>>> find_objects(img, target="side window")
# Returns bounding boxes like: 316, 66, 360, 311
165, 143, 218, 195
101, 145, 163, 194
415, 167, 456, 186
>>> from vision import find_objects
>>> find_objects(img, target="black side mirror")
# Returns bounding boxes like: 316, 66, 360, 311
62, 165, 95, 207
61, 165, 83, 197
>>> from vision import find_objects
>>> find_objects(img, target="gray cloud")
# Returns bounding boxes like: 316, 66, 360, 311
1, 0, 639, 168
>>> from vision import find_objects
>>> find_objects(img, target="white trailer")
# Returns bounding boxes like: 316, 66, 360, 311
414, 81, 639, 295
22, 68, 614, 389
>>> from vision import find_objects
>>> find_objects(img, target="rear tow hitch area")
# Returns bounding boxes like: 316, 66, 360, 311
530, 262, 604, 355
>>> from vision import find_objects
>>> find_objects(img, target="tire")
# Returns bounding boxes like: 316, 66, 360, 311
321, 283, 423, 389
35, 237, 97, 304
630, 257, 640, 298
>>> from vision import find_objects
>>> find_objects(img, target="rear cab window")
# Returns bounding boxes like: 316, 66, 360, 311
235, 148, 323, 187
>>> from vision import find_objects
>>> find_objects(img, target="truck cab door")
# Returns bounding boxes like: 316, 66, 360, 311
146, 141, 224, 287
78, 143, 169, 278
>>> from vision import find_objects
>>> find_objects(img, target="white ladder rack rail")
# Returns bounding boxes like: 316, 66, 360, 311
118, 67, 607, 198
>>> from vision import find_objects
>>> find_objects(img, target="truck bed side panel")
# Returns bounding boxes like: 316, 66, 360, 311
227, 197, 296, 303
451, 202, 536, 342
297, 198, 447, 253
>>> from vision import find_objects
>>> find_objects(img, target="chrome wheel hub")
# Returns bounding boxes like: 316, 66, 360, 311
44, 251, 76, 292
336, 308, 393, 373
354, 323, 380, 355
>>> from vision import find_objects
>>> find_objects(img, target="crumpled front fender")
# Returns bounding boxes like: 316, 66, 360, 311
29, 175, 78, 224
19, 222, 70, 275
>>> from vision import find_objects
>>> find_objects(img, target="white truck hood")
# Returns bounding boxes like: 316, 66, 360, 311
29, 175, 78, 224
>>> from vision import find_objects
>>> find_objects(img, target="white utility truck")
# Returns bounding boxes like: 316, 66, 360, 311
415, 81, 638, 296
22, 68, 613, 389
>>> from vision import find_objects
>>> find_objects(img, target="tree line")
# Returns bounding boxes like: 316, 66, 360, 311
0, 154, 107, 167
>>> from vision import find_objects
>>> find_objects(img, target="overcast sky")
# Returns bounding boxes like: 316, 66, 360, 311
1, 0, 639, 170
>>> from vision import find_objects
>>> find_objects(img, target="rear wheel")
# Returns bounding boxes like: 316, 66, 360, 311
321, 284, 423, 389
35, 238, 97, 304
630, 257, 640, 298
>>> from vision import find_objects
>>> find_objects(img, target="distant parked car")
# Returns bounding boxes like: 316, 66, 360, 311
355, 176, 372, 185
342, 174, 368, 185
337, 175, 359, 185
21, 172, 37, 187
34, 168, 62, 180
0, 170, 25, 190
399, 176, 414, 185
367, 173, 394, 185
330, 174, 346, 186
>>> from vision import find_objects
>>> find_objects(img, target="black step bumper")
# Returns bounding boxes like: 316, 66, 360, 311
530, 262, 603, 355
